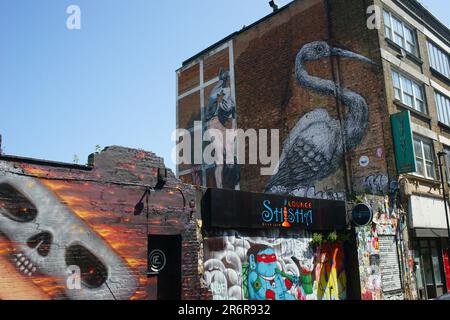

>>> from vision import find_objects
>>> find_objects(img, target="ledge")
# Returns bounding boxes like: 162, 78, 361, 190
430, 67, 450, 86
385, 37, 423, 66
394, 100, 431, 122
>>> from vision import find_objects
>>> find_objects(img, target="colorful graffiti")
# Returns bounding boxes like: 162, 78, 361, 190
0, 147, 193, 300
203, 232, 346, 300
266, 41, 373, 198
355, 196, 414, 300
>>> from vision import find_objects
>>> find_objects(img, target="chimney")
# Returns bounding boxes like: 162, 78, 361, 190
269, 0, 279, 12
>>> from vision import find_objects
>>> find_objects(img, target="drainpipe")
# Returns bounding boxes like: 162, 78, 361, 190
323, 0, 353, 195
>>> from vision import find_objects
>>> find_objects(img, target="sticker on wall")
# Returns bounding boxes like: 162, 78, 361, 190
359, 156, 370, 167
376, 148, 384, 158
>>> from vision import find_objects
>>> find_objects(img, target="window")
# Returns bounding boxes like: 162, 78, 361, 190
384, 10, 418, 56
392, 70, 426, 113
413, 135, 435, 179
428, 41, 450, 79
435, 91, 450, 126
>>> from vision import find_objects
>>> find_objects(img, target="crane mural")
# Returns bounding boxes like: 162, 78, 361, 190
266, 41, 374, 197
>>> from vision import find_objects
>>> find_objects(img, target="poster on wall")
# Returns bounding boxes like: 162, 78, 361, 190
378, 236, 402, 294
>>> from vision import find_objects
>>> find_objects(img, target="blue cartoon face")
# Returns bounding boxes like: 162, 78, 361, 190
252, 248, 278, 277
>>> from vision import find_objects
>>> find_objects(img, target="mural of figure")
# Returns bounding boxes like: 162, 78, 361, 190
266, 41, 374, 195
247, 245, 297, 300
204, 69, 238, 189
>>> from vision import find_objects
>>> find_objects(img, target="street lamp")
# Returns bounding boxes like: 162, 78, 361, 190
437, 151, 450, 246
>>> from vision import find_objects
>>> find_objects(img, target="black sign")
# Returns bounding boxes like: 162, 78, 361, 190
352, 203, 373, 227
201, 188, 347, 231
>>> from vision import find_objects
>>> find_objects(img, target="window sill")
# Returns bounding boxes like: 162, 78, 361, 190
394, 100, 431, 122
404, 173, 440, 186
430, 67, 450, 86
438, 121, 450, 132
385, 37, 423, 66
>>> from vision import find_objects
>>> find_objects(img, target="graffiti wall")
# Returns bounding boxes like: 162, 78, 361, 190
202, 231, 347, 301
176, 0, 391, 201
356, 196, 417, 300
0, 146, 202, 300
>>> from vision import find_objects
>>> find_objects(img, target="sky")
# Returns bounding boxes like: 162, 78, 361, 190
0, 0, 448, 171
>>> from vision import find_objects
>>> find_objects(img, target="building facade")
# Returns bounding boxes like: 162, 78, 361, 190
176, 0, 450, 300
0, 146, 205, 300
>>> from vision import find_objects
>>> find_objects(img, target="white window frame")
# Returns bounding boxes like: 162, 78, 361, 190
427, 40, 450, 79
392, 69, 426, 113
413, 135, 436, 180
435, 91, 450, 127
384, 9, 418, 57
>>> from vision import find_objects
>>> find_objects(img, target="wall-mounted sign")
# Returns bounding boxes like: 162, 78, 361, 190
352, 203, 373, 227
391, 111, 416, 174
149, 249, 167, 273
201, 188, 347, 231
359, 156, 370, 167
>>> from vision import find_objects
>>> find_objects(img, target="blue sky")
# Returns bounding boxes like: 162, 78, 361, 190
0, 0, 448, 170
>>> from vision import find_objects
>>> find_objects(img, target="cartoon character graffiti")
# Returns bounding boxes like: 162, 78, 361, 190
203, 234, 347, 301
247, 245, 297, 300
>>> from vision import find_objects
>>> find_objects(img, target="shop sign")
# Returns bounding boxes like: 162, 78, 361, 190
201, 188, 347, 231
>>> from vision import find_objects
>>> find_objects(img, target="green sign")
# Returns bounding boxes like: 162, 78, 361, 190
391, 111, 416, 174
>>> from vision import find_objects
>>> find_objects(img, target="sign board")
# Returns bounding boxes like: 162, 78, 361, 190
391, 111, 416, 174
352, 203, 373, 227
378, 236, 402, 293
201, 188, 347, 231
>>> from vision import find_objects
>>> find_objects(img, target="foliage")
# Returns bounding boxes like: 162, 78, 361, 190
310, 230, 350, 249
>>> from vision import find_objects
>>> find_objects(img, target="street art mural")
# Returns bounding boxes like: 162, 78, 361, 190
0, 148, 193, 300
203, 232, 347, 300
0, 174, 137, 300
356, 196, 416, 300
266, 41, 374, 199
204, 69, 239, 190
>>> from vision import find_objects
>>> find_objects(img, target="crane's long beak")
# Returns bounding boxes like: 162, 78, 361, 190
331, 47, 375, 65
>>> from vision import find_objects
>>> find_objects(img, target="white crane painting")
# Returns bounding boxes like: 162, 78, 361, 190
266, 41, 375, 197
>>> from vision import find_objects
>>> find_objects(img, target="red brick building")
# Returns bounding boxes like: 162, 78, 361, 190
176, 0, 450, 300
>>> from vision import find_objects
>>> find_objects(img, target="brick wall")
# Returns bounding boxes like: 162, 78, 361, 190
0, 146, 205, 300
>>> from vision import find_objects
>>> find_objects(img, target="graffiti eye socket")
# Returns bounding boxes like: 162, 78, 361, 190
65, 244, 108, 289
27, 232, 52, 257
0, 183, 38, 223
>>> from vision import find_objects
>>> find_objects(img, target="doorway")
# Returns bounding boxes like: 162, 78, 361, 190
148, 234, 182, 300
413, 239, 447, 299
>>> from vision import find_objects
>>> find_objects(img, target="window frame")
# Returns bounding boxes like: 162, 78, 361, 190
391, 69, 426, 114
435, 90, 450, 127
427, 40, 450, 79
413, 135, 436, 180
384, 9, 419, 57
